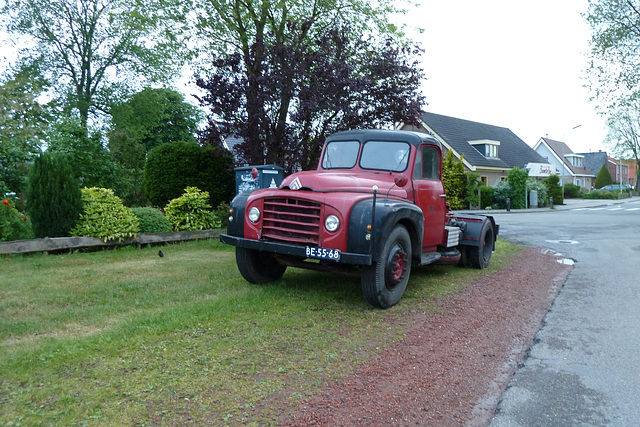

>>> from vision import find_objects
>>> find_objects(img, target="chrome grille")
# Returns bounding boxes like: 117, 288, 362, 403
262, 198, 321, 246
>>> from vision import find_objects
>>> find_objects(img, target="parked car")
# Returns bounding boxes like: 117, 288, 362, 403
598, 184, 632, 192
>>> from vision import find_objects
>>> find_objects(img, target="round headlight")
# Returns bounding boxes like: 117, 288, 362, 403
248, 207, 261, 223
325, 215, 340, 232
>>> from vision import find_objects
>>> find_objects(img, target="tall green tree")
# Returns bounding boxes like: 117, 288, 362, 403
109, 87, 203, 204
27, 151, 82, 237
46, 118, 120, 191
0, 66, 50, 198
585, 0, 640, 106
1, 0, 189, 127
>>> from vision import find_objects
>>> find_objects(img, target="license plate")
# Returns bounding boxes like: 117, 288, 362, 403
305, 246, 341, 261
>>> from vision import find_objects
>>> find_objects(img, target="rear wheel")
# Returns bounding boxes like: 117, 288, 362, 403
361, 225, 412, 309
468, 220, 495, 269
236, 247, 287, 283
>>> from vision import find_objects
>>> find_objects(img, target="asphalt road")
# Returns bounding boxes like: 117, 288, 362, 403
485, 197, 640, 426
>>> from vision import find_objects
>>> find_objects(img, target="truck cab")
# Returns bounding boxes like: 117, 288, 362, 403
221, 129, 498, 308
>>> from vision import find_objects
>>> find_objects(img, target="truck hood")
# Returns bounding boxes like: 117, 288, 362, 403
280, 171, 409, 198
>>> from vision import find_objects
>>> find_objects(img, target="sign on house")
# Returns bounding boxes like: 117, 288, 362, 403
526, 163, 555, 177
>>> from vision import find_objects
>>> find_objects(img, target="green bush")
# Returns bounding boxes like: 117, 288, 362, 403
164, 187, 220, 231
507, 167, 529, 209
144, 142, 235, 208
70, 187, 140, 242
526, 179, 548, 207
492, 181, 511, 208
563, 183, 580, 198
0, 198, 34, 241
581, 190, 617, 200
27, 152, 82, 238
442, 151, 467, 209
543, 174, 564, 205
130, 207, 173, 233
480, 186, 493, 209
465, 172, 481, 208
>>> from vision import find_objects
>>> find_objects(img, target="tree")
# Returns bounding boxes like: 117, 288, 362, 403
507, 166, 529, 209
604, 95, 640, 189
46, 118, 120, 191
108, 87, 203, 204
1, 0, 188, 127
441, 151, 466, 210
196, 23, 424, 172
585, 0, 640, 106
27, 151, 82, 237
543, 174, 564, 206
0, 66, 50, 199
144, 142, 235, 208
595, 164, 614, 189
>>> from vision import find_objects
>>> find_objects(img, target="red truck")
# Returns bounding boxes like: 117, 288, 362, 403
221, 129, 498, 308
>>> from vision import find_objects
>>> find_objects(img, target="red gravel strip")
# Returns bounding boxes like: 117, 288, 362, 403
282, 247, 572, 426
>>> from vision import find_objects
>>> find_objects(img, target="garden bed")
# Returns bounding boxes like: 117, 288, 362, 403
0, 229, 220, 255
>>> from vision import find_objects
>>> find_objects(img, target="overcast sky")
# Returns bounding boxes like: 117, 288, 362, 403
402, 0, 607, 153
1, 1, 608, 154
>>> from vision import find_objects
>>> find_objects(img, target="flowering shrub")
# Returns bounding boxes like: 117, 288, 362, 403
0, 198, 34, 241
164, 187, 220, 231
69, 187, 140, 242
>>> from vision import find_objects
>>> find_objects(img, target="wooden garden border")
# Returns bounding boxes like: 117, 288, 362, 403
0, 230, 221, 255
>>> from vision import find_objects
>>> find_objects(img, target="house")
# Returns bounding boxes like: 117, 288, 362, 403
533, 138, 595, 190
578, 150, 631, 189
400, 112, 551, 186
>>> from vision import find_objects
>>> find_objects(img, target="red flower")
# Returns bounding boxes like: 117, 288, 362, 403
23, 216, 27, 221
1, 199, 9, 207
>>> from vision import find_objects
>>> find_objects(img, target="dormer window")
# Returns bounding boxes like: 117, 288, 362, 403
469, 139, 500, 159
565, 153, 584, 167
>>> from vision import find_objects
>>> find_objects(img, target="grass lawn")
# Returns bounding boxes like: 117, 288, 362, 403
1, 238, 520, 425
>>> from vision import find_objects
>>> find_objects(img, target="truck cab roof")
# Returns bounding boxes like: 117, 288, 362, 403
325, 129, 441, 149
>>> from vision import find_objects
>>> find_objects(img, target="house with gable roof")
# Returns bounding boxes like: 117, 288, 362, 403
533, 137, 595, 190
400, 112, 551, 186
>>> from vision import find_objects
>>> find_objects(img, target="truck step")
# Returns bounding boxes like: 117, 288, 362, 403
420, 252, 442, 265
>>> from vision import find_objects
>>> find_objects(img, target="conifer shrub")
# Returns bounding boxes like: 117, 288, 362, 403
143, 142, 234, 208
70, 187, 140, 241
130, 207, 173, 233
543, 174, 564, 205
594, 165, 613, 190
27, 152, 82, 237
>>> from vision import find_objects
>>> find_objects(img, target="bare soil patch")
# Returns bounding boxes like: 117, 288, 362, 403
281, 246, 571, 426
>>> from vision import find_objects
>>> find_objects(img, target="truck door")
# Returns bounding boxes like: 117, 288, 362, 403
412, 144, 447, 251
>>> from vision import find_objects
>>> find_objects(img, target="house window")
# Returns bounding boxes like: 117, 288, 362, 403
480, 176, 488, 186
485, 144, 498, 158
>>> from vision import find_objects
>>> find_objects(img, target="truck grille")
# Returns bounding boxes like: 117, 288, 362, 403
262, 198, 321, 246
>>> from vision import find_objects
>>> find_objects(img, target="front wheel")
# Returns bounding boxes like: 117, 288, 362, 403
361, 225, 412, 309
236, 247, 287, 284
468, 220, 495, 269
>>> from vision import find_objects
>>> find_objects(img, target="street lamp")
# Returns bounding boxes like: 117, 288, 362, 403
562, 124, 582, 199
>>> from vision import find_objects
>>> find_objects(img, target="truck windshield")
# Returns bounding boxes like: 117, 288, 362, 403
360, 141, 411, 172
322, 140, 360, 169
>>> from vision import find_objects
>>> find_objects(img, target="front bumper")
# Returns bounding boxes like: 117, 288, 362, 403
220, 234, 372, 266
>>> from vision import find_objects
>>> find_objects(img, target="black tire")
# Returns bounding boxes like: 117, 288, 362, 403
236, 247, 287, 284
468, 220, 495, 269
361, 225, 412, 309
